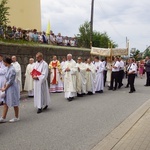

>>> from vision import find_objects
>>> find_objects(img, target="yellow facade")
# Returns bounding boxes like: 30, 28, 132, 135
7, 0, 41, 31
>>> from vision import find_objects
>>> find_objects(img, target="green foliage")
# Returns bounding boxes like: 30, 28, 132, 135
76, 21, 117, 48
0, 0, 10, 26
131, 49, 142, 61
76, 21, 90, 48
143, 48, 150, 59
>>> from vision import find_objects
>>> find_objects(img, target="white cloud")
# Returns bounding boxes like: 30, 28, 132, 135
41, 0, 150, 51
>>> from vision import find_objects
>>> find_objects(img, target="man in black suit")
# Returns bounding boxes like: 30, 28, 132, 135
144, 56, 150, 86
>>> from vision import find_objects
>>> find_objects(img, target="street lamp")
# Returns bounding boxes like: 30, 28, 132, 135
90, 0, 94, 48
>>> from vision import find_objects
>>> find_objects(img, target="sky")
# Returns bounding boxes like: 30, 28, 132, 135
41, 0, 150, 52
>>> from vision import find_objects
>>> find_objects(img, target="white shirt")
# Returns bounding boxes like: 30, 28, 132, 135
119, 60, 124, 70
128, 63, 137, 74
102, 61, 107, 70
63, 39, 69, 46
70, 39, 75, 46
56, 36, 63, 43
112, 61, 120, 72
50, 35, 55, 42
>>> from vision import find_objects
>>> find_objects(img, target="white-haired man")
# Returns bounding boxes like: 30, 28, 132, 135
62, 54, 77, 101
24, 58, 35, 97
11, 56, 22, 92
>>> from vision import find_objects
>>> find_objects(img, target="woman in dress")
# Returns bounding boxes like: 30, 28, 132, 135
139, 60, 144, 79
0, 57, 20, 123
106, 57, 112, 87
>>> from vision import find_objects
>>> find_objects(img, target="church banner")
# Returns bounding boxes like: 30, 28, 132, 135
112, 48, 128, 56
90, 47, 111, 56
91, 47, 128, 56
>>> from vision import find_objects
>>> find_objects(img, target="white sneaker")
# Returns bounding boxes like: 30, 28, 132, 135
0, 117, 6, 123
9, 118, 20, 123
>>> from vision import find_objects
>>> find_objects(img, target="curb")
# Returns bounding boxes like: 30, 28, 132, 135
91, 99, 150, 150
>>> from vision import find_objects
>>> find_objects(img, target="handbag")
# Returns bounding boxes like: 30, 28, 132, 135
0, 91, 5, 101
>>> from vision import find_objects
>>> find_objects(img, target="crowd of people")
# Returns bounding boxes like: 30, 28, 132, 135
0, 52, 150, 123
0, 25, 77, 46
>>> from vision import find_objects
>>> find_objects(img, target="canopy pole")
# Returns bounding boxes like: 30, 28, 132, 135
110, 42, 113, 62
90, 0, 94, 48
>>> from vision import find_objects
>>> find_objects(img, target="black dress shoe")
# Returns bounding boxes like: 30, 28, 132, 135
28, 96, 34, 98
0, 101, 4, 106
125, 86, 129, 88
77, 93, 83, 97
67, 97, 73, 102
113, 88, 116, 91
108, 88, 113, 90
88, 92, 93, 95
118, 84, 123, 89
99, 90, 103, 93
129, 91, 133, 93
43, 105, 48, 110
144, 85, 149, 86
37, 109, 42, 114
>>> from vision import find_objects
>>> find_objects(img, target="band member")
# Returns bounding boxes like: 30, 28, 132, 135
109, 57, 120, 91
118, 57, 124, 88
128, 58, 137, 93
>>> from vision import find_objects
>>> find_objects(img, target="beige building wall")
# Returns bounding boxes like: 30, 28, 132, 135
7, 0, 41, 31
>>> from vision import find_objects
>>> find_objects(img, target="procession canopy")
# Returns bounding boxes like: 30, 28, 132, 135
91, 47, 128, 56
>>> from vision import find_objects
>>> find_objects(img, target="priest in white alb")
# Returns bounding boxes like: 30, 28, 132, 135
85, 58, 96, 95
24, 58, 35, 97
62, 54, 77, 101
94, 56, 105, 93
11, 56, 22, 93
0, 54, 7, 104
76, 57, 86, 97
49, 56, 63, 93
32, 52, 50, 114
60, 57, 66, 84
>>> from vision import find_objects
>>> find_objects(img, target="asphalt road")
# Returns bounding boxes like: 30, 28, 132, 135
0, 77, 149, 150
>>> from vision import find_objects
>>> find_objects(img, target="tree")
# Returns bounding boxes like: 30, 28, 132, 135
76, 21, 91, 48
76, 21, 117, 48
130, 49, 142, 61
143, 47, 150, 59
0, 0, 10, 27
